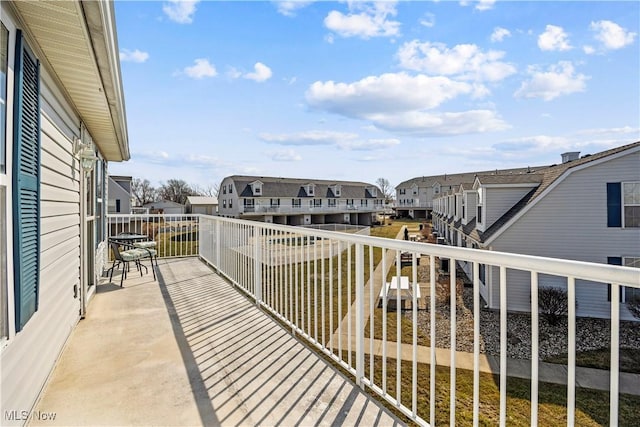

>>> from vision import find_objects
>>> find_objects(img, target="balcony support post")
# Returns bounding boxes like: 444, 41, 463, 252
355, 243, 365, 388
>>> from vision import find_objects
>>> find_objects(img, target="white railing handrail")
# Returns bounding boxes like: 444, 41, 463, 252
199, 214, 639, 287
108, 212, 639, 426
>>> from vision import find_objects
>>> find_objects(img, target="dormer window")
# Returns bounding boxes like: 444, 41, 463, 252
305, 184, 315, 196
250, 180, 263, 196
367, 186, 378, 197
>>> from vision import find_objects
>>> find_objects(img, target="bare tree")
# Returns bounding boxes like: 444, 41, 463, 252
193, 183, 220, 198
158, 179, 194, 205
131, 178, 157, 206
376, 177, 394, 203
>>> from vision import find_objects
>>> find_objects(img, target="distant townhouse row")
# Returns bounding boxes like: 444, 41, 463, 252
430, 142, 640, 321
218, 175, 385, 226
395, 165, 551, 220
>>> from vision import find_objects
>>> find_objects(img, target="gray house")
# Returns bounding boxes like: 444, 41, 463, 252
186, 196, 218, 215
218, 175, 385, 226
433, 142, 640, 320
1, 1, 129, 422
108, 175, 133, 214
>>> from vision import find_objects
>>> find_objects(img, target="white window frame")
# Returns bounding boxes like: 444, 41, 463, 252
622, 181, 640, 228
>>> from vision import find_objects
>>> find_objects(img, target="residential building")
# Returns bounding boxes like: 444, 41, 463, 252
218, 175, 385, 226
1, 0, 129, 421
108, 175, 132, 214
142, 200, 185, 215
396, 166, 549, 219
186, 196, 218, 215
432, 142, 640, 320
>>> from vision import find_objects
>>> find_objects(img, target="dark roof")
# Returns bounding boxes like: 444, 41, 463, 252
226, 175, 383, 199
396, 165, 550, 189
475, 174, 544, 185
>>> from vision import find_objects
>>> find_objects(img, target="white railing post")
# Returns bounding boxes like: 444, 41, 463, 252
610, 283, 620, 426
355, 243, 365, 388
254, 224, 262, 305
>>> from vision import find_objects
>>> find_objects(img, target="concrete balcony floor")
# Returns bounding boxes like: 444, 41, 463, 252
31, 258, 401, 426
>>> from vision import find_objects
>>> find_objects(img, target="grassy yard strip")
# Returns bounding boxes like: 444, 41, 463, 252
546, 347, 640, 374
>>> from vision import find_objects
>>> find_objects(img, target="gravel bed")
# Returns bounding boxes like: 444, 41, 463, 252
406, 286, 640, 360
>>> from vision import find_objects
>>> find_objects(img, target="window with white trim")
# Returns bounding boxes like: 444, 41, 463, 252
623, 182, 640, 227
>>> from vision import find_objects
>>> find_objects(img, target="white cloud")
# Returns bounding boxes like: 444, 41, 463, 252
275, 1, 314, 17
583, 45, 595, 55
538, 25, 572, 51
397, 41, 516, 82
163, 0, 199, 24
475, 0, 496, 11
259, 131, 399, 151
324, 1, 401, 39
590, 20, 637, 50
338, 138, 400, 151
368, 110, 509, 135
259, 130, 358, 146
576, 126, 640, 136
460, 0, 496, 12
244, 62, 273, 82
490, 27, 511, 43
306, 72, 474, 117
515, 61, 588, 101
325, 33, 335, 44
183, 58, 217, 79
270, 149, 302, 162
420, 13, 435, 28
226, 67, 242, 79
120, 49, 150, 63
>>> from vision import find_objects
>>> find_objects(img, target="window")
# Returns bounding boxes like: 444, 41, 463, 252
229, 200, 232, 209
607, 182, 639, 227
222, 200, 226, 209
623, 183, 640, 227
347, 199, 354, 206
228, 184, 232, 194
477, 206, 483, 223
270, 198, 280, 207
292, 198, 301, 207
313, 199, 322, 207
399, 189, 406, 195
115, 199, 121, 213
223, 186, 226, 195
328, 199, 336, 207
254, 187, 261, 195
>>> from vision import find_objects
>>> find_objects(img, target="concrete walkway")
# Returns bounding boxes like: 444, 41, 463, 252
332, 223, 640, 396
31, 258, 402, 426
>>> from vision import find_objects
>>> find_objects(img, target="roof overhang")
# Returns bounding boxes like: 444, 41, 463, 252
11, 0, 129, 162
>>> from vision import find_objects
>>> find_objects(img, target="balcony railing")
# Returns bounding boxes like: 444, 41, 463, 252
239, 204, 385, 214
107, 214, 639, 425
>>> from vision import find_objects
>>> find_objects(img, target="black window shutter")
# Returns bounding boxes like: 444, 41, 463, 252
12, 30, 41, 332
607, 257, 623, 302
607, 183, 622, 227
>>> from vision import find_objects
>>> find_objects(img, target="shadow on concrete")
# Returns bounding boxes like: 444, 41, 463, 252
156, 258, 401, 426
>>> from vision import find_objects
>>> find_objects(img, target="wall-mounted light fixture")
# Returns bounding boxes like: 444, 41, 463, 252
73, 138, 98, 172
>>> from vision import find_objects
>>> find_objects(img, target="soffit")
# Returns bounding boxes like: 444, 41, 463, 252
12, 1, 127, 161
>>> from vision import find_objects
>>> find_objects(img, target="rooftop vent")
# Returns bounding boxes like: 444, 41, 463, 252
561, 151, 580, 163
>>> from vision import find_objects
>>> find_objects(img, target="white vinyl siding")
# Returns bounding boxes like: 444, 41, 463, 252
1, 32, 82, 421
481, 186, 536, 231
488, 151, 640, 320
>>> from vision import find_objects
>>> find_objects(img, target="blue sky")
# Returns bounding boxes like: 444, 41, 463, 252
109, 0, 640, 190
